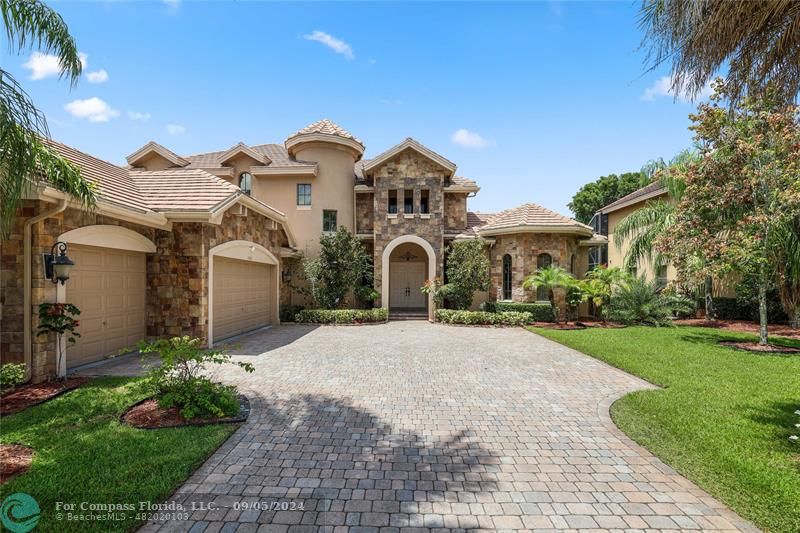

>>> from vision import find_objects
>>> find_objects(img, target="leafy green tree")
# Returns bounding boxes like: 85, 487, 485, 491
522, 265, 575, 322
640, 0, 800, 104
660, 81, 800, 345
303, 228, 376, 309
1, 0, 96, 238
443, 238, 491, 310
568, 172, 649, 224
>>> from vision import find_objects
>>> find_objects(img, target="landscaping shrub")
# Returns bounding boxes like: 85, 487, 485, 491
479, 300, 497, 313
279, 304, 305, 322
495, 302, 554, 322
137, 336, 254, 419
294, 308, 388, 324
442, 239, 491, 309
606, 277, 681, 326
435, 309, 533, 326
0, 362, 26, 390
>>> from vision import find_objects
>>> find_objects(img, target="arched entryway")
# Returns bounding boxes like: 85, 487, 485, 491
381, 235, 436, 318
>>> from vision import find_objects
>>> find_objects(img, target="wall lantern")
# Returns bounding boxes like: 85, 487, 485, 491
43, 241, 75, 285
282, 268, 293, 283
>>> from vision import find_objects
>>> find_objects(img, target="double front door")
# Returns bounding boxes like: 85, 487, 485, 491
390, 262, 427, 309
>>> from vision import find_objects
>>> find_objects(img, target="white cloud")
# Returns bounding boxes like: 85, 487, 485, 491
303, 30, 354, 60
78, 52, 88, 68
167, 124, 186, 136
641, 75, 713, 102
23, 52, 62, 80
86, 69, 109, 83
162, 0, 180, 12
64, 97, 119, 122
451, 128, 492, 149
128, 110, 151, 121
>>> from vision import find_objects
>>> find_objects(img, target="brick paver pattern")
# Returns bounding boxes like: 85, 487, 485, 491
141, 322, 757, 533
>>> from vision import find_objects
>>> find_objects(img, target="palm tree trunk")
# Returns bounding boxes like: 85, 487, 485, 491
792, 308, 800, 330
704, 276, 715, 320
549, 289, 558, 323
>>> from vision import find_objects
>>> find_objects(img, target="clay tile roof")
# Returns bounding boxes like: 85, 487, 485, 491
599, 181, 666, 212
43, 138, 150, 213
449, 175, 479, 189
183, 144, 315, 169
130, 169, 239, 211
286, 118, 363, 146
477, 203, 593, 234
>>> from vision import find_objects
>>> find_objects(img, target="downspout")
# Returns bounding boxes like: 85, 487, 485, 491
23, 199, 68, 382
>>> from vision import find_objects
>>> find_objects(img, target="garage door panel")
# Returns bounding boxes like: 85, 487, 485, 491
213, 257, 271, 342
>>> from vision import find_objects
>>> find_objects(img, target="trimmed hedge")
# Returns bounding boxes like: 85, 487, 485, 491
294, 308, 388, 324
279, 305, 305, 323
435, 309, 533, 326
494, 302, 554, 322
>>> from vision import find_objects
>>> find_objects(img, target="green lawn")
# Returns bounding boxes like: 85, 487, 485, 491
0, 377, 238, 533
530, 325, 800, 533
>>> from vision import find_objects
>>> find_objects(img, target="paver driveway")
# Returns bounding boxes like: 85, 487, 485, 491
142, 322, 755, 532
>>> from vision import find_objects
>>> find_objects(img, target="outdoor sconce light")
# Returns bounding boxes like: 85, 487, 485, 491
43, 241, 75, 285
282, 269, 293, 283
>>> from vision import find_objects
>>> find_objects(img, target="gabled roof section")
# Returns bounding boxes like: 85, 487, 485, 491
362, 138, 457, 177
598, 181, 666, 214
130, 169, 240, 212
126, 141, 188, 168
285, 118, 365, 159
476, 203, 593, 237
183, 144, 317, 171
218, 142, 271, 166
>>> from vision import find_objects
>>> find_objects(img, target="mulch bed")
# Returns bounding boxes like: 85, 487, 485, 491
531, 322, 587, 330
121, 395, 250, 429
0, 377, 89, 416
719, 341, 800, 354
0, 444, 34, 484
676, 319, 800, 339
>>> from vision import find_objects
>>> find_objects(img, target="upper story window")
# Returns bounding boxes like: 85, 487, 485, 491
502, 254, 512, 301
297, 184, 311, 206
238, 172, 252, 195
536, 253, 552, 301
404, 190, 414, 214
323, 210, 337, 233
388, 190, 398, 214
420, 189, 430, 214
656, 264, 668, 290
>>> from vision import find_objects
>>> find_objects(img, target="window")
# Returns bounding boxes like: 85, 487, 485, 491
536, 253, 552, 301
296, 184, 311, 206
656, 264, 668, 290
404, 190, 414, 214
322, 210, 337, 233
502, 254, 512, 300
570, 254, 576, 275
420, 189, 430, 214
588, 245, 606, 271
238, 172, 252, 195
388, 190, 398, 214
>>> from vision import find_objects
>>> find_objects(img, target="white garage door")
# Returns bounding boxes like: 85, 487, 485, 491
67, 244, 147, 368
213, 257, 270, 342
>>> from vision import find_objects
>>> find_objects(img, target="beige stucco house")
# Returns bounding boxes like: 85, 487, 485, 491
1, 119, 605, 382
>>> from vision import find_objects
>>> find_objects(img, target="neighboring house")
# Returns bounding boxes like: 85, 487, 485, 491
1, 119, 605, 382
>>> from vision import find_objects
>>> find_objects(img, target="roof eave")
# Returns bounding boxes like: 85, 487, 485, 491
250, 164, 318, 177
285, 133, 365, 160
478, 225, 594, 238
598, 187, 667, 215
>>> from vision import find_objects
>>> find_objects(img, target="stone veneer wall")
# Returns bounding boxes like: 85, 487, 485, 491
1, 201, 283, 383
488, 233, 581, 312
370, 149, 449, 306
355, 192, 374, 234
444, 193, 468, 231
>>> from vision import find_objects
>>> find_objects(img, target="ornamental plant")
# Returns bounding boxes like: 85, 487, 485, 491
37, 302, 81, 378
444, 239, 491, 310
138, 336, 254, 419
0, 362, 26, 390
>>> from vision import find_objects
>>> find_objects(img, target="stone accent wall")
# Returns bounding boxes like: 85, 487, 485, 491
444, 193, 468, 231
488, 233, 582, 314
355, 193, 374, 233
1, 201, 284, 383
370, 149, 449, 306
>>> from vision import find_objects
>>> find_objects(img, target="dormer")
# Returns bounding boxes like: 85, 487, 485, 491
362, 137, 457, 179
127, 141, 189, 171
218, 142, 271, 167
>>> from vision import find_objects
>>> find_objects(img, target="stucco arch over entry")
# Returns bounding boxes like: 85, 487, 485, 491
381, 235, 436, 319
59, 224, 156, 253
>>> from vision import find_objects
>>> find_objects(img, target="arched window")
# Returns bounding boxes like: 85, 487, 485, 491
238, 172, 252, 195
502, 254, 512, 301
536, 253, 552, 301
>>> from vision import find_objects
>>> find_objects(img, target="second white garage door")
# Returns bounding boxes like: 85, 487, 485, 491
212, 257, 270, 342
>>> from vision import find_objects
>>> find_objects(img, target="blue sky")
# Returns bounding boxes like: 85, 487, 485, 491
5, 1, 709, 216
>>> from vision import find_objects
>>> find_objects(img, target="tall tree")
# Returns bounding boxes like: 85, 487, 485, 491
568, 172, 649, 224
444, 238, 491, 310
640, 0, 800, 103
1, 0, 96, 238
522, 265, 575, 322
660, 81, 800, 345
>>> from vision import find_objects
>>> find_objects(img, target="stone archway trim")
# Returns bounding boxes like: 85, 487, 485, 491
381, 235, 436, 320
59, 224, 157, 253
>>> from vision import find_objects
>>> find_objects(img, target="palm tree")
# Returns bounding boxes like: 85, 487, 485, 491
1, 0, 96, 238
773, 219, 800, 329
612, 150, 718, 318
640, 0, 800, 103
522, 265, 574, 323
582, 265, 630, 320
